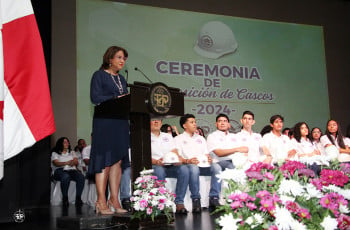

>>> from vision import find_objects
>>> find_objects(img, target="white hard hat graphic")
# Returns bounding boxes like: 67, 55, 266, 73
163, 152, 180, 164
194, 21, 238, 59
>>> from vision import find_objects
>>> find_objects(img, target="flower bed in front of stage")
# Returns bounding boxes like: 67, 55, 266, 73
215, 161, 350, 230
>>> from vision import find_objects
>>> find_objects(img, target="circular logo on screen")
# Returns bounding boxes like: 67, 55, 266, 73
149, 83, 172, 115
199, 35, 214, 49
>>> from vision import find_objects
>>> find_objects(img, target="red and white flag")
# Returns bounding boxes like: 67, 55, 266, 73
0, 0, 55, 179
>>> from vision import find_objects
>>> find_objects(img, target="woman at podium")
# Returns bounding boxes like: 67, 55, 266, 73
88, 46, 129, 214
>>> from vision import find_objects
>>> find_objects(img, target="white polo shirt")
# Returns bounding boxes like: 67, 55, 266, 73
262, 131, 295, 164
207, 130, 241, 162
174, 132, 208, 159
313, 141, 326, 156
151, 132, 176, 160
82, 145, 91, 160
291, 138, 316, 155
321, 135, 350, 162
236, 129, 263, 163
51, 151, 77, 172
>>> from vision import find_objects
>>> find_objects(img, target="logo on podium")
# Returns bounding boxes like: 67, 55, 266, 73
149, 83, 172, 115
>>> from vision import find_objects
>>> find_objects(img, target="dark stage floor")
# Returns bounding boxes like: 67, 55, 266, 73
0, 205, 220, 229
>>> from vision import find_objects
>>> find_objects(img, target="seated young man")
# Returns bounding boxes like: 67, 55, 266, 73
150, 118, 189, 214
206, 113, 248, 206
261, 114, 297, 164
236, 111, 263, 164
174, 114, 220, 213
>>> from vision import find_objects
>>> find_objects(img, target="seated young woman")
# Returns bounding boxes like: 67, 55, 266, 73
51, 137, 85, 207
320, 119, 350, 163
291, 122, 321, 175
310, 127, 325, 155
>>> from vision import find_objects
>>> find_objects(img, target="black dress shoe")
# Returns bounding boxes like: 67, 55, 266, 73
209, 197, 221, 212
75, 197, 83, 207
192, 199, 201, 213
62, 197, 69, 208
175, 204, 188, 214
122, 199, 132, 212
209, 197, 220, 207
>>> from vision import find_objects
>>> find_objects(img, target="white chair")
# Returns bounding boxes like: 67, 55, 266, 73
50, 180, 77, 205
165, 176, 211, 212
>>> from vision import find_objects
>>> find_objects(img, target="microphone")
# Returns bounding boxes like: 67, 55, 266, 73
134, 67, 153, 84
125, 69, 129, 82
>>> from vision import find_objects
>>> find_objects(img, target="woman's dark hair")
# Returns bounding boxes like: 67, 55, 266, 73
310, 127, 322, 142
161, 124, 172, 133
293, 122, 311, 143
282, 128, 290, 134
161, 124, 178, 137
260, 125, 272, 136
100, 46, 128, 70
325, 119, 345, 148
197, 127, 206, 138
54, 137, 71, 154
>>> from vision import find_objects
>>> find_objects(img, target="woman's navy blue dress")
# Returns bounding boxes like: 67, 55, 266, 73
88, 69, 129, 175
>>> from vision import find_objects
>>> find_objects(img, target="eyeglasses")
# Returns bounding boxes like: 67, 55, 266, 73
115, 55, 127, 61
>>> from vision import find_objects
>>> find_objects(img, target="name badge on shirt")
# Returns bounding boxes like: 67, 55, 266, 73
196, 139, 203, 144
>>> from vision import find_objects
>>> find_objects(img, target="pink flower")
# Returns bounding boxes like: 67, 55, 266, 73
268, 226, 278, 230
271, 193, 281, 205
246, 202, 257, 210
298, 168, 315, 178
280, 161, 307, 177
139, 199, 148, 208
246, 171, 264, 180
310, 178, 325, 190
264, 172, 274, 181
297, 208, 311, 219
146, 207, 153, 215
321, 169, 349, 187
286, 201, 300, 213
238, 193, 249, 201
340, 163, 350, 174
320, 193, 348, 217
158, 203, 165, 210
256, 190, 270, 199
228, 193, 239, 201
259, 199, 274, 212
246, 162, 275, 173
159, 198, 165, 203
231, 201, 243, 209
337, 214, 350, 230
159, 187, 166, 194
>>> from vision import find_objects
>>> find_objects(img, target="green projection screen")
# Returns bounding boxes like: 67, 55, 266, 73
77, 0, 329, 140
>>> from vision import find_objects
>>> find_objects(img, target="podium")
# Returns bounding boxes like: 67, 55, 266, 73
94, 81, 184, 182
